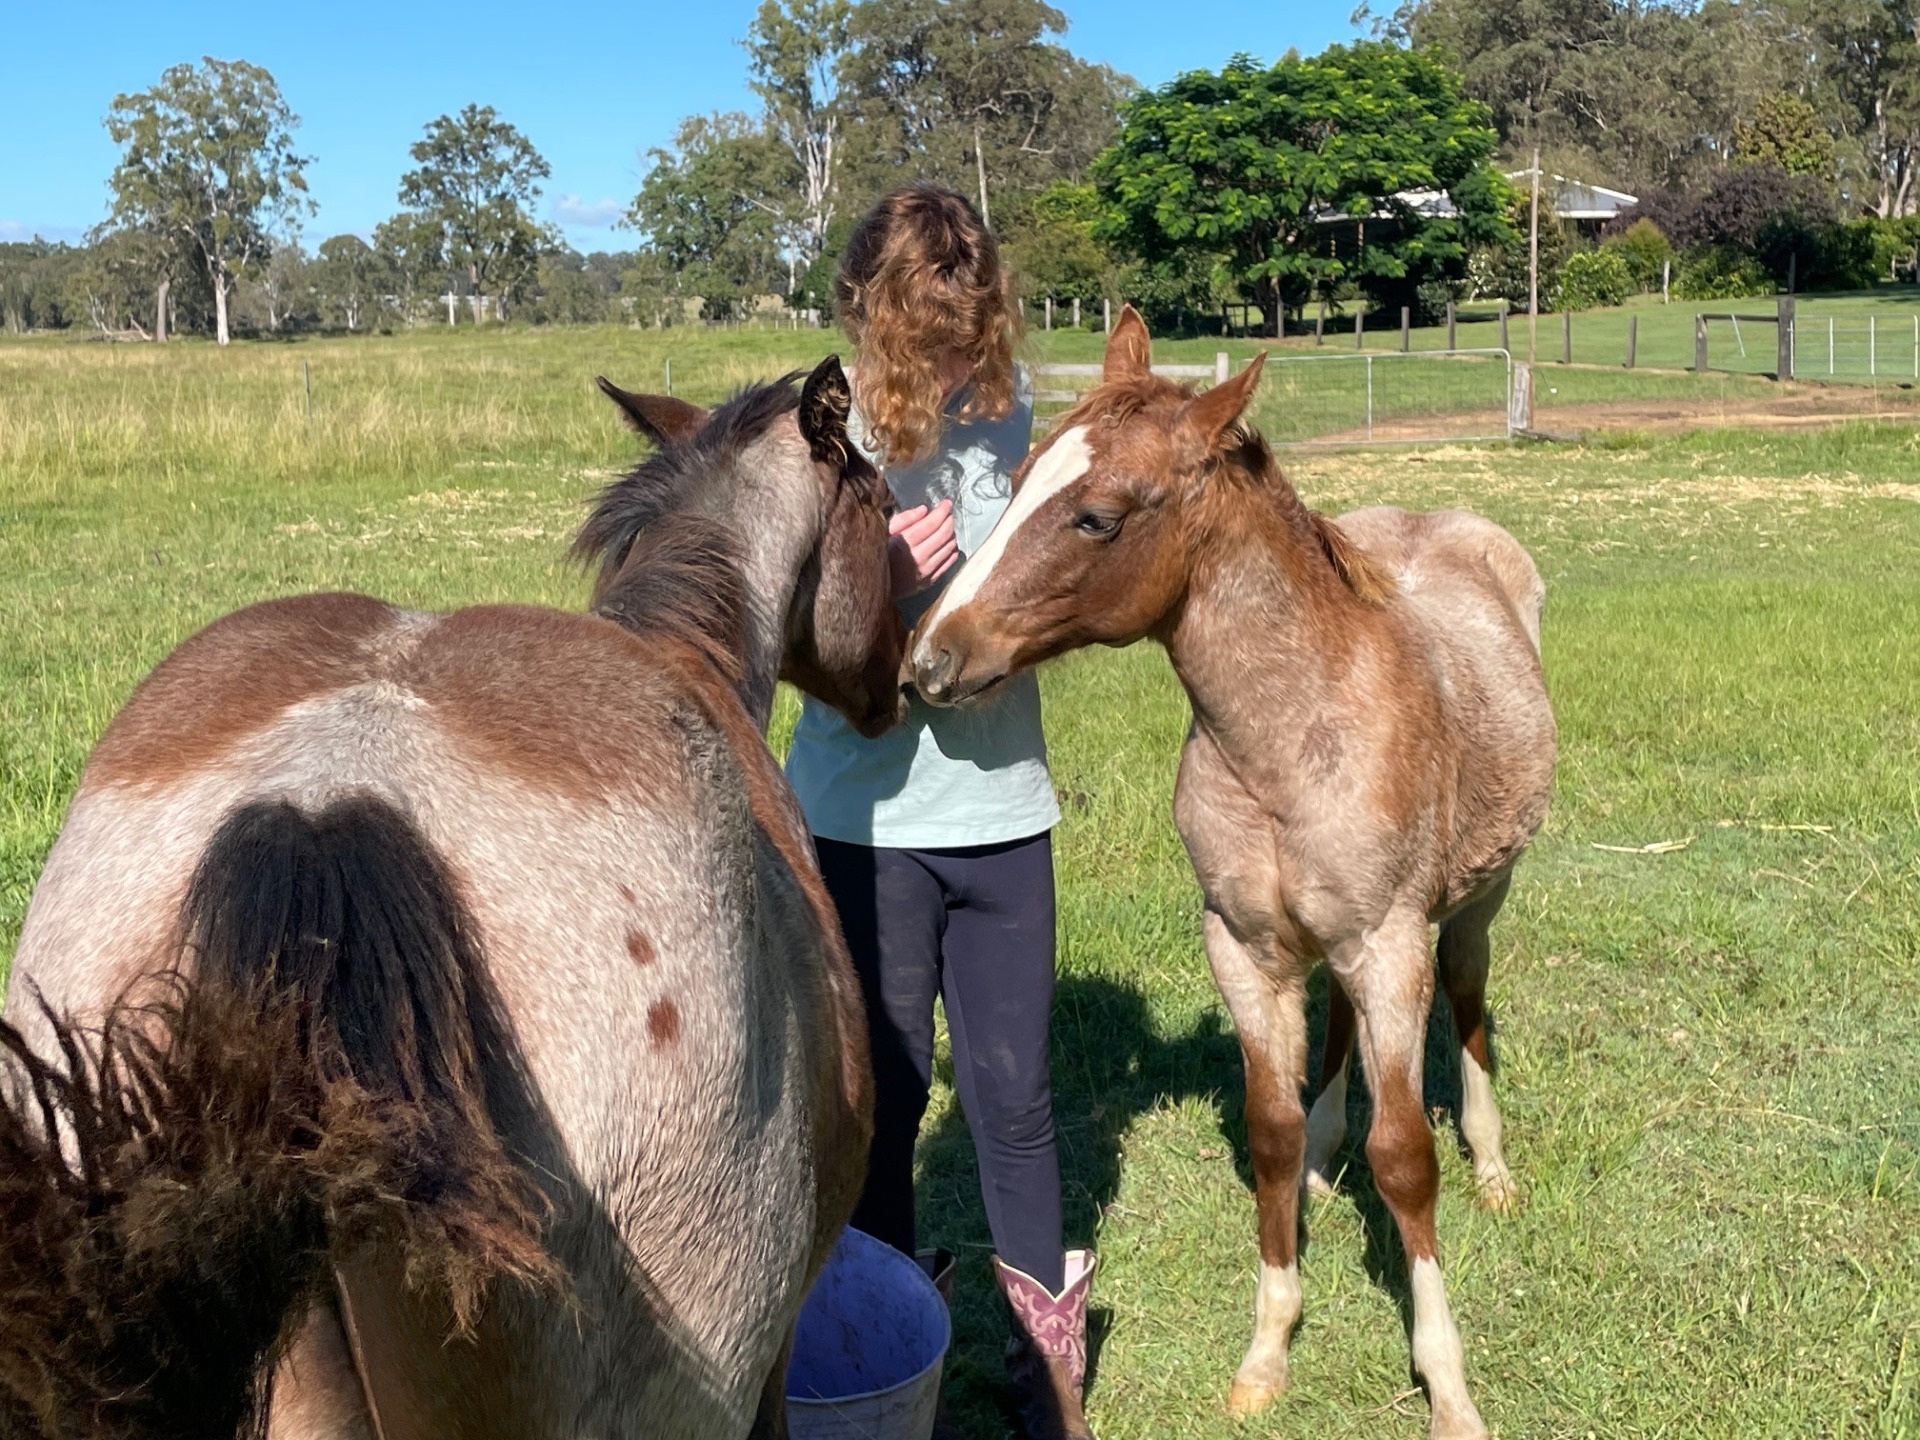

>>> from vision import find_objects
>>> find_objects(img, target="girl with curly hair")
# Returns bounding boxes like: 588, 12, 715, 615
785, 183, 1095, 1440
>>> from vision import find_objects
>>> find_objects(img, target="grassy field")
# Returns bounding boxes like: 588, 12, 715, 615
3, 327, 1919, 1437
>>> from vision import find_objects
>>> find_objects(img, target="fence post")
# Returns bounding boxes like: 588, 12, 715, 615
1315, 307, 1325, 345
1695, 314, 1708, 372
1365, 354, 1374, 441
1558, 310, 1570, 364
1870, 314, 1877, 377
1355, 309, 1364, 351
1499, 301, 1509, 354
1509, 359, 1533, 435
1072, 297, 1080, 328
665, 358, 673, 397
1626, 314, 1638, 369
1913, 314, 1917, 380
1446, 301, 1457, 351
1104, 297, 1111, 333
1829, 317, 1835, 375
1400, 306, 1411, 352
303, 361, 311, 426
1214, 351, 1230, 386
1045, 296, 1053, 331
1662, 259, 1671, 305
1777, 295, 1795, 381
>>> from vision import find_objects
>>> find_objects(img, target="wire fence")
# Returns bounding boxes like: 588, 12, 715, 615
1258, 350, 1514, 447
1792, 315, 1920, 381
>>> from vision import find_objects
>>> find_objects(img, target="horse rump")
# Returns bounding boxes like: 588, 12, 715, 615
0, 794, 559, 1440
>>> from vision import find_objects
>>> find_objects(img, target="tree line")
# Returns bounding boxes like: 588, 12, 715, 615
6, 0, 1920, 344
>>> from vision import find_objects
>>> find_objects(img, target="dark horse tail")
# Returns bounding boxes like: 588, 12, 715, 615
0, 795, 559, 1440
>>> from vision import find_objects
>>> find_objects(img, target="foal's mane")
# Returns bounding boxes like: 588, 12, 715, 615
1059, 378, 1392, 606
573, 375, 805, 681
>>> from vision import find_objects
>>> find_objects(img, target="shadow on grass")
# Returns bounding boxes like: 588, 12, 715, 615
916, 966, 1496, 1437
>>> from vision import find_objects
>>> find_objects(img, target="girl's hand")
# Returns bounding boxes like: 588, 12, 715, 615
889, 499, 958, 598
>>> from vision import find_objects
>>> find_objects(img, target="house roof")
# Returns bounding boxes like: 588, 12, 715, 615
1314, 171, 1638, 224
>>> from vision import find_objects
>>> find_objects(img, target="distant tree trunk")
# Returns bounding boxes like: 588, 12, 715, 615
154, 278, 169, 343
972, 118, 991, 227
213, 270, 232, 346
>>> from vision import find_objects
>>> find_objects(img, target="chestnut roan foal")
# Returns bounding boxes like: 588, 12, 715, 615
0, 357, 899, 1440
912, 311, 1555, 1439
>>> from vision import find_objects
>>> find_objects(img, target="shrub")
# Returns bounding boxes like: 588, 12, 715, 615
1673, 245, 1772, 300
1603, 219, 1672, 292
1556, 249, 1634, 310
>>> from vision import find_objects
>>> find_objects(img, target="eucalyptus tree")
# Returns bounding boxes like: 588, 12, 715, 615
102, 57, 314, 344
397, 105, 556, 320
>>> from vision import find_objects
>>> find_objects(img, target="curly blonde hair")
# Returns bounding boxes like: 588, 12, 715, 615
835, 184, 1022, 467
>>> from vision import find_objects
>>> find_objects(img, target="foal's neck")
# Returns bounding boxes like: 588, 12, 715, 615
730, 440, 823, 732
1163, 457, 1377, 755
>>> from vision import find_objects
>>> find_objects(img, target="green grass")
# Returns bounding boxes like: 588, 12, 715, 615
4, 326, 1919, 1437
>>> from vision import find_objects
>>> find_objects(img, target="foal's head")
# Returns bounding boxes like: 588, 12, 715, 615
578, 355, 905, 735
911, 306, 1269, 705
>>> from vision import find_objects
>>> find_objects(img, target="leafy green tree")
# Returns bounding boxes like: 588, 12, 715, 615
103, 57, 314, 345
398, 104, 557, 320
1733, 93, 1838, 177
1003, 180, 1127, 308
1095, 43, 1510, 334
373, 211, 446, 324
745, 0, 852, 272
629, 112, 790, 320
1601, 217, 1672, 291
0, 240, 82, 332
838, 0, 1129, 226
312, 234, 382, 331
63, 229, 169, 336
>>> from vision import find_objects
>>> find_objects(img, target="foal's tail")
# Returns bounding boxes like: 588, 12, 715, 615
0, 795, 560, 1440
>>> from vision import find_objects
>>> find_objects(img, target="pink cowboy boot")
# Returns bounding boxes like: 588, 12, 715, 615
992, 1250, 1097, 1440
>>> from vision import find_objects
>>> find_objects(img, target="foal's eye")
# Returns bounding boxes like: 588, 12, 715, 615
1074, 511, 1122, 538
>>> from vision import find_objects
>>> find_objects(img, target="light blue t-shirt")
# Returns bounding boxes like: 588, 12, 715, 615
786, 368, 1061, 849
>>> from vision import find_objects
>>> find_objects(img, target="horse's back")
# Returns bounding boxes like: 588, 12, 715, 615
11, 591, 837, 1437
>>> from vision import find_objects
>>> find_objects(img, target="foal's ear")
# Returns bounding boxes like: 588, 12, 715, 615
1103, 304, 1152, 383
799, 354, 855, 466
596, 376, 708, 448
1174, 352, 1266, 465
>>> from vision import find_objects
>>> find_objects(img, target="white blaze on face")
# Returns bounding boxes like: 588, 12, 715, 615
919, 425, 1095, 645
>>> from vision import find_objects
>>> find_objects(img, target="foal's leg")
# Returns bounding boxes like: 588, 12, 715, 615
1302, 977, 1354, 1198
1438, 877, 1517, 1212
1353, 914, 1487, 1440
1202, 911, 1308, 1416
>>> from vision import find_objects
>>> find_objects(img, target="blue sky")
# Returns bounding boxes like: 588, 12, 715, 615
1, 0, 1367, 253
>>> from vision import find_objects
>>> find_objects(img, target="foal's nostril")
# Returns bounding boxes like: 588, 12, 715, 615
916, 645, 956, 698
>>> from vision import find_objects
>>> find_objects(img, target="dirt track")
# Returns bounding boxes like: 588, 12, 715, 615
1291, 379, 1920, 447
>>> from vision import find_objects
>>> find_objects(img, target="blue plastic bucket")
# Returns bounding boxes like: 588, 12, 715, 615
785, 1226, 950, 1440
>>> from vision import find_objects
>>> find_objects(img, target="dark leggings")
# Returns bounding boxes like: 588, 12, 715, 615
815, 832, 1065, 1293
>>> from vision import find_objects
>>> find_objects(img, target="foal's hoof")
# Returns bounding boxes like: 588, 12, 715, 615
1226, 1377, 1284, 1415
1302, 1167, 1340, 1200
1474, 1167, 1520, 1214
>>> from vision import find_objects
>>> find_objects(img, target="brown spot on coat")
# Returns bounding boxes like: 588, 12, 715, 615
626, 930, 655, 967
647, 1000, 680, 1047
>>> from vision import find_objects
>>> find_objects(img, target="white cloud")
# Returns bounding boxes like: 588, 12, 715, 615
549, 194, 624, 229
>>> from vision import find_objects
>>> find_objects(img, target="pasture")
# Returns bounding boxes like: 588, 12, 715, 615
3, 326, 1919, 1437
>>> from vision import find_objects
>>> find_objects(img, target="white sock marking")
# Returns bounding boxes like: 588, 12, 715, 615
1410, 1255, 1484, 1436
1458, 1048, 1511, 1194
